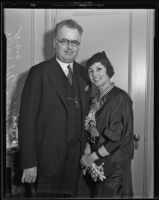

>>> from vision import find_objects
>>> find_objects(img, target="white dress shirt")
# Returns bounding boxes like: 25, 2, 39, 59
56, 57, 73, 77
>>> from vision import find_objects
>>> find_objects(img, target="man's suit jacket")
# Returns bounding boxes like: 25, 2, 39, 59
18, 57, 90, 176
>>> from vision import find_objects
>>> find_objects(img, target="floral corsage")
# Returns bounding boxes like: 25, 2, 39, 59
82, 162, 106, 182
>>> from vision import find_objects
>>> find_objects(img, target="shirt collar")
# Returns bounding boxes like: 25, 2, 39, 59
56, 57, 73, 76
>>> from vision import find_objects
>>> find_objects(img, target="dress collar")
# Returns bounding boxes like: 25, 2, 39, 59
98, 82, 115, 99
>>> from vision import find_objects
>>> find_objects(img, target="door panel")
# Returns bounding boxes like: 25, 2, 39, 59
131, 10, 147, 197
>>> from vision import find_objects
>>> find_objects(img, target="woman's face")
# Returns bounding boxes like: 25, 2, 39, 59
88, 62, 110, 88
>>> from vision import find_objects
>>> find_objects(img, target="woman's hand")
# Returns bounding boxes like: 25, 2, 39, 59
80, 154, 93, 168
80, 152, 98, 168
90, 126, 99, 137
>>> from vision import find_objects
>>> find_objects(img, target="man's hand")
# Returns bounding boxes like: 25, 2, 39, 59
21, 167, 37, 183
84, 142, 91, 155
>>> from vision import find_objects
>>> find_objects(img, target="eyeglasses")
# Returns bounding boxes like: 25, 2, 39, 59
55, 38, 81, 47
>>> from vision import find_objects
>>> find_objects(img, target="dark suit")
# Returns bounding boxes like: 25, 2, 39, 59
18, 57, 90, 197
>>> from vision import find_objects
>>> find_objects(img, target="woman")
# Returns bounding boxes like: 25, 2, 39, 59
80, 51, 134, 198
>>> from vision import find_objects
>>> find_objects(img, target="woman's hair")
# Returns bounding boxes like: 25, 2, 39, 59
54, 19, 83, 37
86, 51, 115, 78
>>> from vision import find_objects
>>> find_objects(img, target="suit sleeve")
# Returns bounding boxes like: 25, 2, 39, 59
18, 67, 42, 169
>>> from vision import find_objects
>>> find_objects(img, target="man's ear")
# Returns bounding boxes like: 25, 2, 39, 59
53, 39, 55, 48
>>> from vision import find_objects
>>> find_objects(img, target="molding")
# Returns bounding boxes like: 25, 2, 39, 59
45, 9, 54, 31
32, 9, 46, 64
128, 12, 133, 97
73, 9, 132, 16
53, 9, 57, 26
31, 9, 34, 66
144, 9, 154, 198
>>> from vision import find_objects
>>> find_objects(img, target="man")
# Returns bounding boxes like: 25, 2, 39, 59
18, 19, 90, 198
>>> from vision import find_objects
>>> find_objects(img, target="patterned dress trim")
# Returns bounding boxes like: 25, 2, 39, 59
85, 82, 115, 144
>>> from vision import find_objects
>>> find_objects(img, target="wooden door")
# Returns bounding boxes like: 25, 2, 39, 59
55, 9, 154, 198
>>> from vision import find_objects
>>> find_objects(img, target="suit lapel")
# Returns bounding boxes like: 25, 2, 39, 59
74, 62, 90, 114
47, 57, 69, 110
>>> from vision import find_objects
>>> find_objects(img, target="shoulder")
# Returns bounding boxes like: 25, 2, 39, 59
30, 58, 55, 72
74, 61, 84, 73
27, 58, 56, 79
110, 86, 133, 105
74, 61, 90, 85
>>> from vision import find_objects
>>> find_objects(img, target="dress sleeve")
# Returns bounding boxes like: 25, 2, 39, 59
102, 94, 129, 153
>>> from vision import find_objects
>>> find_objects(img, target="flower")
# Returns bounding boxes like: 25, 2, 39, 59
82, 162, 106, 182
84, 85, 89, 91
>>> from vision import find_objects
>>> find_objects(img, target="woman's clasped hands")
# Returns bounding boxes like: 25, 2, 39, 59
80, 153, 106, 182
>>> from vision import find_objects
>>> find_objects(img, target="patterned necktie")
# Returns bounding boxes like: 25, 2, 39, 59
67, 65, 72, 85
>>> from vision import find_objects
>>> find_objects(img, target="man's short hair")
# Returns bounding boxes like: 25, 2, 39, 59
54, 19, 83, 37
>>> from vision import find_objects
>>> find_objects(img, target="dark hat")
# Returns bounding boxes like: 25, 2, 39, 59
86, 51, 107, 67
86, 51, 114, 78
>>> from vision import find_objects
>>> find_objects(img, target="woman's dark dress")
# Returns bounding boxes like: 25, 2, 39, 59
82, 85, 134, 198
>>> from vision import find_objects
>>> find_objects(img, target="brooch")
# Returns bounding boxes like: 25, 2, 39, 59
84, 85, 89, 91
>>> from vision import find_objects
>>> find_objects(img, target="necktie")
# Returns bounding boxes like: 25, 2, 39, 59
67, 65, 72, 85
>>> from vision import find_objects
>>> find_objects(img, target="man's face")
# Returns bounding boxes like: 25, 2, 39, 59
54, 25, 82, 63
